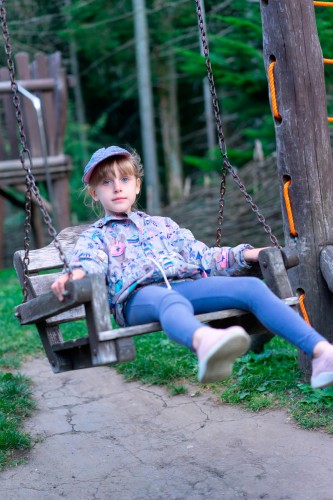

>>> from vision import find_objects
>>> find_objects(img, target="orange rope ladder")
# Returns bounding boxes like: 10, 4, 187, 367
313, 2, 333, 6
283, 180, 298, 237
314, 2, 333, 121
268, 61, 281, 120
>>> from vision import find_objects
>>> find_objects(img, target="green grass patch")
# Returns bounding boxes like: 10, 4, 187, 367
115, 331, 198, 386
0, 268, 42, 368
0, 372, 35, 470
0, 269, 39, 469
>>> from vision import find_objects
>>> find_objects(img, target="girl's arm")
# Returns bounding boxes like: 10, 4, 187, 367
52, 227, 108, 301
243, 247, 268, 263
166, 217, 268, 275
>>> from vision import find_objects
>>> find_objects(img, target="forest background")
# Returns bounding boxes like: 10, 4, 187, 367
2, 0, 333, 221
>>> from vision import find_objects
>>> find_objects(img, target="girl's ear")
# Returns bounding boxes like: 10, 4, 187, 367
135, 178, 141, 195
88, 186, 99, 201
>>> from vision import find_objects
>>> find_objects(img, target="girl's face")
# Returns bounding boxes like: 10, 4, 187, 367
88, 164, 141, 216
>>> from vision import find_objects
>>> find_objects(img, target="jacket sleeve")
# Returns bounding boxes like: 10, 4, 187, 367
69, 228, 109, 276
166, 218, 254, 276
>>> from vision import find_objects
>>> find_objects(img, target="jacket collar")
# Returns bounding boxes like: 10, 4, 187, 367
92, 210, 148, 229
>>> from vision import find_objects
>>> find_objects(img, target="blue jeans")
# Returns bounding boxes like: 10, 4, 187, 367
124, 276, 324, 357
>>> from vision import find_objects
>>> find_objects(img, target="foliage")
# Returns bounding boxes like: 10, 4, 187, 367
1, 0, 333, 209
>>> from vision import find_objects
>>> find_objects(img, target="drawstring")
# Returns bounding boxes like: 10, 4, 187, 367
147, 257, 172, 290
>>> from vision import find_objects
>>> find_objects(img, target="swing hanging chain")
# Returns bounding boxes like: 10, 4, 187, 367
0, 2, 72, 301
194, 0, 281, 249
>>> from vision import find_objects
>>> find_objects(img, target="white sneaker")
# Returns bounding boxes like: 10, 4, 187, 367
198, 326, 251, 384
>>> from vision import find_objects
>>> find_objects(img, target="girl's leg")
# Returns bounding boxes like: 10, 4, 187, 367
171, 276, 325, 358
124, 284, 251, 383
172, 277, 333, 388
124, 285, 203, 350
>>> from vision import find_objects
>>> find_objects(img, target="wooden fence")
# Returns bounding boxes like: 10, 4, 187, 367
163, 156, 284, 248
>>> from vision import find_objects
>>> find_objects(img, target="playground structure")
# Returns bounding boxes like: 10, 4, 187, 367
0, 51, 71, 268
261, 0, 333, 376
0, 0, 332, 378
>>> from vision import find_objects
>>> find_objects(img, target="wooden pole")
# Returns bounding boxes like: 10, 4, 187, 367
260, 0, 333, 379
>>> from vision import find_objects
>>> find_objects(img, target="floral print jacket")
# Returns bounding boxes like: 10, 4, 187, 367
69, 211, 253, 326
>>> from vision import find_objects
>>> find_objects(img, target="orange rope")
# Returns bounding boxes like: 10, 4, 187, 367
323, 60, 333, 121
268, 61, 282, 120
314, 1, 333, 6
299, 293, 311, 324
283, 180, 298, 237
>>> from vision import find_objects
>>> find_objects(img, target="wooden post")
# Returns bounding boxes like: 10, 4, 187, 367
260, 0, 333, 379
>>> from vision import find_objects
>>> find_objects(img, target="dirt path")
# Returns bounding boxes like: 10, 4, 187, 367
1, 357, 333, 499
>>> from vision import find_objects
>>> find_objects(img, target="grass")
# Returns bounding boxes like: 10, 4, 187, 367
0, 268, 39, 469
1, 267, 333, 472
0, 373, 35, 469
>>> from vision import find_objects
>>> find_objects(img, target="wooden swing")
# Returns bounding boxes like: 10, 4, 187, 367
4, 1, 299, 373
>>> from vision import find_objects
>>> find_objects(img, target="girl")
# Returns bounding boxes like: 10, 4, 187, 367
52, 146, 333, 388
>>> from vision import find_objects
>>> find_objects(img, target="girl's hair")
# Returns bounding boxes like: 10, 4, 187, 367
88, 148, 144, 188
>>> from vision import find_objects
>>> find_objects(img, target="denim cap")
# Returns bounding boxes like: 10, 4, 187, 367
82, 146, 131, 183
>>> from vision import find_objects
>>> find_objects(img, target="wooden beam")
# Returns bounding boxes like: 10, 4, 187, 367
0, 78, 55, 93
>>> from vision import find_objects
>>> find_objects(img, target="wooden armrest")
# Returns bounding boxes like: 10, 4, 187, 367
15, 275, 99, 325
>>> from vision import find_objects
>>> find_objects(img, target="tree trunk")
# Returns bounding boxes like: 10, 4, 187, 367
260, 0, 333, 380
132, 0, 161, 214
158, 50, 183, 203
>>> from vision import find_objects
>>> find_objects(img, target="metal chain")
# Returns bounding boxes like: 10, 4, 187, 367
0, 1, 71, 301
194, 0, 280, 249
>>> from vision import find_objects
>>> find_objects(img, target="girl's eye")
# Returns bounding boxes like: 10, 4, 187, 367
102, 179, 113, 185
121, 177, 129, 183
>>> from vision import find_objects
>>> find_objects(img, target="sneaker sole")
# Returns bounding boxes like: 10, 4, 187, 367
311, 372, 333, 389
198, 327, 251, 384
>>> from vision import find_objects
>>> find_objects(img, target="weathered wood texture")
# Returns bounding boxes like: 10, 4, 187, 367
0, 51, 72, 266
260, 0, 333, 378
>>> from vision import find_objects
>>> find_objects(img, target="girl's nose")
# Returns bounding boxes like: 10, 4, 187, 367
113, 179, 122, 192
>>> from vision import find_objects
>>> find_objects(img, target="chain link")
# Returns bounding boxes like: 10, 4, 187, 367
195, 0, 280, 249
0, 1, 71, 301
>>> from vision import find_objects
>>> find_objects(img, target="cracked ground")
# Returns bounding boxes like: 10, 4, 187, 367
1, 358, 333, 500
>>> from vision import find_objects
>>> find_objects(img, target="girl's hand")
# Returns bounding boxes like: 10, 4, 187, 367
51, 268, 86, 301
243, 247, 270, 263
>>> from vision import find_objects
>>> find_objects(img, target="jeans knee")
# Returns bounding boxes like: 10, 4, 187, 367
159, 290, 194, 316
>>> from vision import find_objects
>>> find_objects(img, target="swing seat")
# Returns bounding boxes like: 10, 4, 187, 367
13, 225, 299, 373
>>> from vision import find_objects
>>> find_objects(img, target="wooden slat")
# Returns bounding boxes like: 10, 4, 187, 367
33, 53, 56, 155
0, 67, 19, 159
15, 52, 42, 157
49, 53, 67, 154
13, 224, 90, 272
